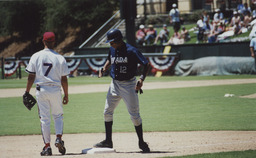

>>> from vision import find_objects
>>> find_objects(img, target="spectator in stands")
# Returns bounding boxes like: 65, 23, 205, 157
203, 19, 213, 42
136, 24, 146, 46
144, 24, 157, 45
241, 3, 251, 16
166, 30, 183, 45
196, 16, 205, 43
217, 22, 226, 35
233, 21, 242, 35
229, 11, 241, 27
208, 21, 225, 43
154, 24, 169, 45
213, 9, 224, 24
203, 10, 210, 23
169, 3, 181, 32
243, 11, 252, 27
208, 25, 219, 43
180, 26, 190, 42
237, 21, 248, 34
237, 0, 244, 12
203, 19, 213, 32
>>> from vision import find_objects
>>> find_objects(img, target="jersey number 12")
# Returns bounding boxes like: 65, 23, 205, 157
120, 66, 127, 73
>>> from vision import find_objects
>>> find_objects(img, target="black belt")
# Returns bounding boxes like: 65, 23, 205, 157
114, 77, 134, 81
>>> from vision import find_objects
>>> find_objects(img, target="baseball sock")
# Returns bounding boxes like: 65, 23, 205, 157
135, 124, 144, 142
45, 143, 50, 148
105, 121, 113, 142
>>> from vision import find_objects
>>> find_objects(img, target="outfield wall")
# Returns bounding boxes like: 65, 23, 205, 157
75, 42, 253, 76
168, 41, 250, 60
75, 41, 251, 60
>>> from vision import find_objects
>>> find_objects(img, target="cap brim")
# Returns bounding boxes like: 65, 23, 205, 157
106, 39, 115, 43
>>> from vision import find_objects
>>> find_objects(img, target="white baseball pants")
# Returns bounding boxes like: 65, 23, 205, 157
36, 85, 63, 144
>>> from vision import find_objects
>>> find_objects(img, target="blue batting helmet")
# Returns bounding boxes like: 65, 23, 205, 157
106, 29, 123, 43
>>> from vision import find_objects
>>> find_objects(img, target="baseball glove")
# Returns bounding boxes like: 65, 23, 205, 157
23, 91, 36, 110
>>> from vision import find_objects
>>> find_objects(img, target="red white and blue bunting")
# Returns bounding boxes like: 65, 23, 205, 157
66, 59, 82, 74
2, 56, 177, 77
84, 56, 176, 73
4, 61, 21, 77
85, 58, 107, 72
148, 56, 176, 71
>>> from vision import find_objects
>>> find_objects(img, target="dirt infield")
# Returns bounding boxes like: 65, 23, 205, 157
1, 131, 256, 158
1, 78, 256, 98
1, 78, 256, 158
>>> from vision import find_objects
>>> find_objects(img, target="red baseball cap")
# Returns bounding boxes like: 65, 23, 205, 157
43, 32, 55, 42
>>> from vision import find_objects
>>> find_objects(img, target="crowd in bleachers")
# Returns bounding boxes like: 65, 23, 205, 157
196, 2, 254, 43
136, 2, 255, 46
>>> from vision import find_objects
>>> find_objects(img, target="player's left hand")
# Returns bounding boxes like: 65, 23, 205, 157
23, 91, 36, 110
135, 80, 143, 94
135, 79, 143, 90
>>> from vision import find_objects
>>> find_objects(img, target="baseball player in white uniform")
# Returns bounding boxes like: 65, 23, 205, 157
25, 32, 69, 156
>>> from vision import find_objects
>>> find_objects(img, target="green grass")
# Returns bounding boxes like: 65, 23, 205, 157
1, 75, 255, 89
164, 150, 256, 158
142, 84, 256, 131
1, 79, 256, 135
1, 76, 256, 157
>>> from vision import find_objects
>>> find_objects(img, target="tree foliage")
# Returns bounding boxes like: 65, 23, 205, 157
0, 0, 119, 40
0, 1, 45, 38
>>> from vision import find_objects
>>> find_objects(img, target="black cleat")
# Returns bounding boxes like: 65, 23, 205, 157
55, 137, 66, 155
94, 140, 113, 148
139, 141, 150, 153
40, 146, 52, 156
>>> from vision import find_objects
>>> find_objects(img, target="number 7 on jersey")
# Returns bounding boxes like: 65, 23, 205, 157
43, 63, 53, 76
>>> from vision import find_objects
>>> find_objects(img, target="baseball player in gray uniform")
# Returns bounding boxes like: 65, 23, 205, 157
25, 32, 69, 156
94, 29, 150, 153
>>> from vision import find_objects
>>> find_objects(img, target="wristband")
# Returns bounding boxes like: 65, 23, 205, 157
101, 68, 105, 73
140, 75, 145, 81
